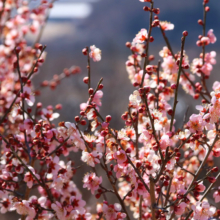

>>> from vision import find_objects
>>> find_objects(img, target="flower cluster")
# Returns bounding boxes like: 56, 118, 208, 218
0, 0, 220, 220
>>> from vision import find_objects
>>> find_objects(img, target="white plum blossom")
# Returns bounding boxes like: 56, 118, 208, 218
89, 45, 101, 62
81, 151, 102, 167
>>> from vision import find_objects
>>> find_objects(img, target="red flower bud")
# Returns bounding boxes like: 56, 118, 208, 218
182, 31, 188, 36
125, 42, 131, 48
106, 115, 111, 122
98, 84, 104, 90
211, 167, 218, 172
126, 148, 131, 154
143, 6, 150, 11
205, 6, 210, 12
83, 77, 89, 84
207, 176, 216, 183
95, 194, 101, 199
194, 93, 200, 99
153, 8, 160, 14
101, 130, 108, 137
198, 19, 204, 25
80, 120, 87, 126
15, 46, 21, 54
148, 55, 155, 61
82, 48, 88, 55
75, 116, 80, 122
88, 88, 94, 95
149, 36, 154, 42
163, 180, 169, 186
167, 109, 173, 116
171, 84, 177, 89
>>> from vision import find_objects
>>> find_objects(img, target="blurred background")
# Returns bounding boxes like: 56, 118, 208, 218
4, 0, 220, 219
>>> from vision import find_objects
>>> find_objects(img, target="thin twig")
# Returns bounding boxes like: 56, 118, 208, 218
140, 0, 154, 87
170, 35, 186, 131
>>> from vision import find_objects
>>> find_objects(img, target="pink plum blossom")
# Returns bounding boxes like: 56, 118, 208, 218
23, 166, 40, 188
133, 29, 148, 44
81, 151, 102, 167
51, 202, 67, 220
207, 29, 217, 44
14, 200, 36, 219
160, 21, 174, 31
201, 36, 210, 45
174, 202, 187, 216
162, 55, 178, 73
103, 203, 126, 220
41, 108, 60, 121
83, 173, 102, 194
93, 90, 103, 106
213, 187, 220, 203
192, 201, 216, 220
114, 150, 127, 164
187, 114, 204, 133
22, 86, 35, 106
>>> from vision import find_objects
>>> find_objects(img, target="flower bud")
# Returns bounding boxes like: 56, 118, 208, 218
198, 19, 203, 25
148, 55, 155, 61
15, 46, 21, 54
167, 109, 173, 116
80, 120, 87, 125
207, 176, 216, 183
83, 77, 89, 84
82, 48, 88, 55
194, 93, 200, 99
171, 84, 177, 89
136, 162, 142, 168
95, 194, 101, 199
88, 88, 94, 95
125, 42, 131, 48
75, 116, 80, 122
98, 84, 104, 90
121, 113, 128, 120
110, 164, 114, 170
106, 115, 111, 122
101, 130, 108, 137
80, 111, 85, 116
138, 107, 144, 113
126, 148, 131, 154
152, 19, 160, 27
153, 8, 160, 14
205, 6, 210, 12
182, 31, 188, 36
35, 43, 43, 50
211, 167, 218, 173
143, 6, 150, 11
55, 104, 62, 110
149, 36, 154, 42
163, 180, 169, 186
156, 186, 161, 193
126, 119, 132, 126
196, 40, 202, 47
133, 82, 139, 87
